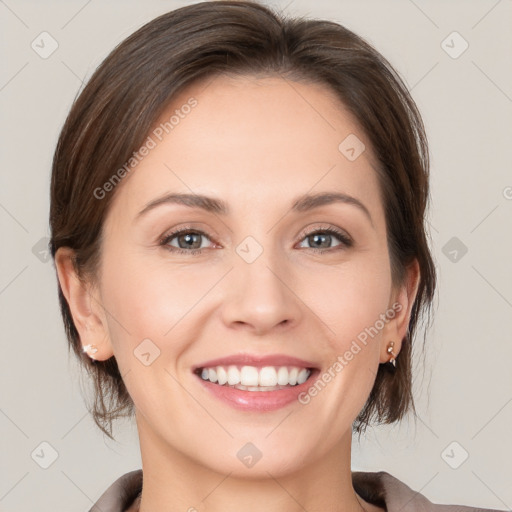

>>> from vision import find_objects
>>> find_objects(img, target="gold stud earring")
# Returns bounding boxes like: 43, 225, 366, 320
386, 341, 397, 367
83, 344, 98, 360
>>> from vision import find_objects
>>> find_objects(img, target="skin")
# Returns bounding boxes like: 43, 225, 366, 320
56, 74, 420, 512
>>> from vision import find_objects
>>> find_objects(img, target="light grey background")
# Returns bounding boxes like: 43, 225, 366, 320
1, 0, 511, 510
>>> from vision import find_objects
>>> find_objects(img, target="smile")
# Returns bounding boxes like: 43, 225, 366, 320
194, 364, 320, 412
196, 365, 313, 391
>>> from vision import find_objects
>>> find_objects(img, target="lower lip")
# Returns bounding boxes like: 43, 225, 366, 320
194, 370, 320, 412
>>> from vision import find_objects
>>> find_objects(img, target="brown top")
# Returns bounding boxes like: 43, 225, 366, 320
89, 469, 506, 512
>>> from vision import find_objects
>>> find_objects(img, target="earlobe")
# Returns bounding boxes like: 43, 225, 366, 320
381, 259, 421, 363
54, 247, 114, 361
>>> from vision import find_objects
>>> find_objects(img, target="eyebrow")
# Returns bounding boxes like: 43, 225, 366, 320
136, 191, 373, 225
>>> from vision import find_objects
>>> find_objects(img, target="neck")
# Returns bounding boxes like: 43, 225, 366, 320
136, 417, 371, 512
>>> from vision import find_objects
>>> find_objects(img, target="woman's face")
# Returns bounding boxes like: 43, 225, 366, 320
85, 75, 416, 476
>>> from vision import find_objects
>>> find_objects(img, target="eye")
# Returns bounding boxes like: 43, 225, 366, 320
160, 228, 214, 255
159, 225, 353, 256
297, 226, 353, 252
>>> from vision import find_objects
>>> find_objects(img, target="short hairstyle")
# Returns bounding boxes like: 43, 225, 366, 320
49, 0, 436, 438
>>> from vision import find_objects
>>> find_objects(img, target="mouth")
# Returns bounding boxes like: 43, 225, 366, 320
191, 353, 321, 411
193, 364, 317, 392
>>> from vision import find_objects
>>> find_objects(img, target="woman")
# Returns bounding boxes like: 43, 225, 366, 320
49, 1, 505, 511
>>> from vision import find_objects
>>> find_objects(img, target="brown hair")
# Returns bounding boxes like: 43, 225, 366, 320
49, 0, 436, 438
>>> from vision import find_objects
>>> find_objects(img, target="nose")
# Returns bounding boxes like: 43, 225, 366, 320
220, 249, 303, 336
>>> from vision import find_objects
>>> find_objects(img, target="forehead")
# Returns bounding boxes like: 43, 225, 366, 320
108, 73, 383, 220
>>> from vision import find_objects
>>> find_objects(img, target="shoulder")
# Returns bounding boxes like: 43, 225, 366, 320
90, 468, 506, 512
352, 470, 506, 512
89, 470, 142, 512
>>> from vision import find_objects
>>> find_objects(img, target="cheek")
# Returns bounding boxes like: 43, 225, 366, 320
303, 249, 393, 345
98, 248, 219, 362
97, 253, 210, 413
297, 255, 392, 406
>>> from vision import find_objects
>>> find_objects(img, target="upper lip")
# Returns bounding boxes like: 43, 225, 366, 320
193, 353, 319, 371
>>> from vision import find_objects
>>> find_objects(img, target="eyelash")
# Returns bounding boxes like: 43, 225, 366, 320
159, 225, 353, 255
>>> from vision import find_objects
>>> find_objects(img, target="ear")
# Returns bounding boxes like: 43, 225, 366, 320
55, 247, 114, 361
380, 258, 421, 363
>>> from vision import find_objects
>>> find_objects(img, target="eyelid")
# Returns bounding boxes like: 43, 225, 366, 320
295, 223, 353, 246
159, 223, 353, 254
159, 221, 217, 241
159, 225, 216, 250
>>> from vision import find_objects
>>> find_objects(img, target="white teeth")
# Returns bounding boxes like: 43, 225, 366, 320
216, 366, 228, 385
277, 366, 289, 385
208, 368, 217, 383
198, 365, 312, 388
240, 366, 259, 386
227, 365, 240, 385
259, 367, 277, 387
288, 367, 298, 386
297, 368, 309, 385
